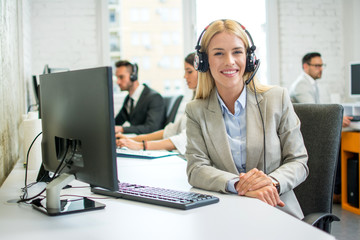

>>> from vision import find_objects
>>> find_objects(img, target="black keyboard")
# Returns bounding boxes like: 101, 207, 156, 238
91, 182, 219, 210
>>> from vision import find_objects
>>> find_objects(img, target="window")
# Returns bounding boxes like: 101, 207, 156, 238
162, 32, 171, 45
130, 8, 139, 22
108, 0, 184, 96
110, 33, 120, 51
172, 32, 180, 45
131, 32, 140, 46
142, 32, 151, 49
140, 8, 150, 22
109, 10, 116, 23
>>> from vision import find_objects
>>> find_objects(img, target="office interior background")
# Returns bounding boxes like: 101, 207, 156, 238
0, 0, 360, 187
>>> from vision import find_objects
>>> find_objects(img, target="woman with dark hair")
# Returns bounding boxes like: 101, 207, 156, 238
116, 53, 197, 155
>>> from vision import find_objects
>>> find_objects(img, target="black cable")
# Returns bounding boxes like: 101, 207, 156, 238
21, 132, 43, 200
19, 140, 71, 203
50, 140, 75, 179
57, 141, 77, 175
251, 78, 267, 174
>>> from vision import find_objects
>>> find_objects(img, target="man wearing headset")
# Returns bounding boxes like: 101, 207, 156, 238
114, 60, 165, 134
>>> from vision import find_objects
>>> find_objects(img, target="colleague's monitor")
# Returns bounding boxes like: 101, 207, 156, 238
32, 75, 40, 105
350, 62, 360, 97
31, 65, 69, 117
43, 64, 69, 74
35, 66, 118, 216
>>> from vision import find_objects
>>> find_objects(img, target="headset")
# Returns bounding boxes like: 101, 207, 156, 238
194, 20, 267, 174
194, 20, 260, 85
130, 63, 138, 82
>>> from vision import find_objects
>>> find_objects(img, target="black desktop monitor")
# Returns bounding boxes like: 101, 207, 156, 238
32, 75, 40, 105
35, 66, 118, 216
350, 62, 360, 97
31, 65, 69, 116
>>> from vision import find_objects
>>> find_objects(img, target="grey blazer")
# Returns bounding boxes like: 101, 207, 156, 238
185, 86, 309, 219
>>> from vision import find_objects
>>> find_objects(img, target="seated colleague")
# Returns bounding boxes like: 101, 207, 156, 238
289, 52, 352, 204
289, 52, 352, 127
289, 52, 323, 104
185, 19, 309, 219
114, 60, 165, 134
116, 53, 198, 155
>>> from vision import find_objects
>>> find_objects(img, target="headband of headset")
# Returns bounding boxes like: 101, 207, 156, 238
194, 20, 258, 73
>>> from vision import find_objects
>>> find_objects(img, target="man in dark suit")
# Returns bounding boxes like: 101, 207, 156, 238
114, 60, 165, 134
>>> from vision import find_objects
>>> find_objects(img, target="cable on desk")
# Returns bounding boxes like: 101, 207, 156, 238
20, 132, 43, 201
18, 139, 73, 203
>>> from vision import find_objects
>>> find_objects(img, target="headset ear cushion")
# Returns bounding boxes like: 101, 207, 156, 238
130, 74, 136, 81
245, 52, 255, 72
130, 64, 138, 81
195, 52, 209, 72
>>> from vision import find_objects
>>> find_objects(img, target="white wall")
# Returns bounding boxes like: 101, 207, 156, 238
30, 0, 109, 76
276, 0, 344, 103
0, 0, 31, 185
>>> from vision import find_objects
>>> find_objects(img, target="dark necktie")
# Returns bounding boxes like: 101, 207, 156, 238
129, 97, 134, 114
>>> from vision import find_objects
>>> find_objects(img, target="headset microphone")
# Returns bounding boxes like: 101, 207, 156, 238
245, 59, 260, 85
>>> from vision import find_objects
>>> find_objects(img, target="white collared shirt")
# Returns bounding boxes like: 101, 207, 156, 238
127, 84, 145, 112
216, 89, 247, 193
302, 72, 320, 103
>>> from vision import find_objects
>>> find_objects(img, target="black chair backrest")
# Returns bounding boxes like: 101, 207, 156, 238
163, 95, 183, 127
293, 103, 343, 216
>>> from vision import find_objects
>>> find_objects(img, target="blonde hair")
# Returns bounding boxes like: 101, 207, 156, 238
195, 19, 271, 99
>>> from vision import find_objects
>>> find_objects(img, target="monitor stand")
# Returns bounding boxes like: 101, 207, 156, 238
32, 173, 105, 216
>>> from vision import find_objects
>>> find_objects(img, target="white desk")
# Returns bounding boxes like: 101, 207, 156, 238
0, 156, 335, 240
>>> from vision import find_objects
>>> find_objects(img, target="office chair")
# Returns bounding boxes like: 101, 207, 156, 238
293, 103, 343, 233
163, 95, 183, 127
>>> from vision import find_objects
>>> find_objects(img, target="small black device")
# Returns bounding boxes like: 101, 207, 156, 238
349, 115, 360, 122
92, 182, 219, 210
347, 157, 359, 208
130, 63, 138, 82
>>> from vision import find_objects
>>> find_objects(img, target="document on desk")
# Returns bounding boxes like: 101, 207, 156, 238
116, 148, 179, 159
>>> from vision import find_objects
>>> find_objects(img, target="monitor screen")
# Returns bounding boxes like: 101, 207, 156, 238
350, 62, 360, 97
36, 66, 118, 216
